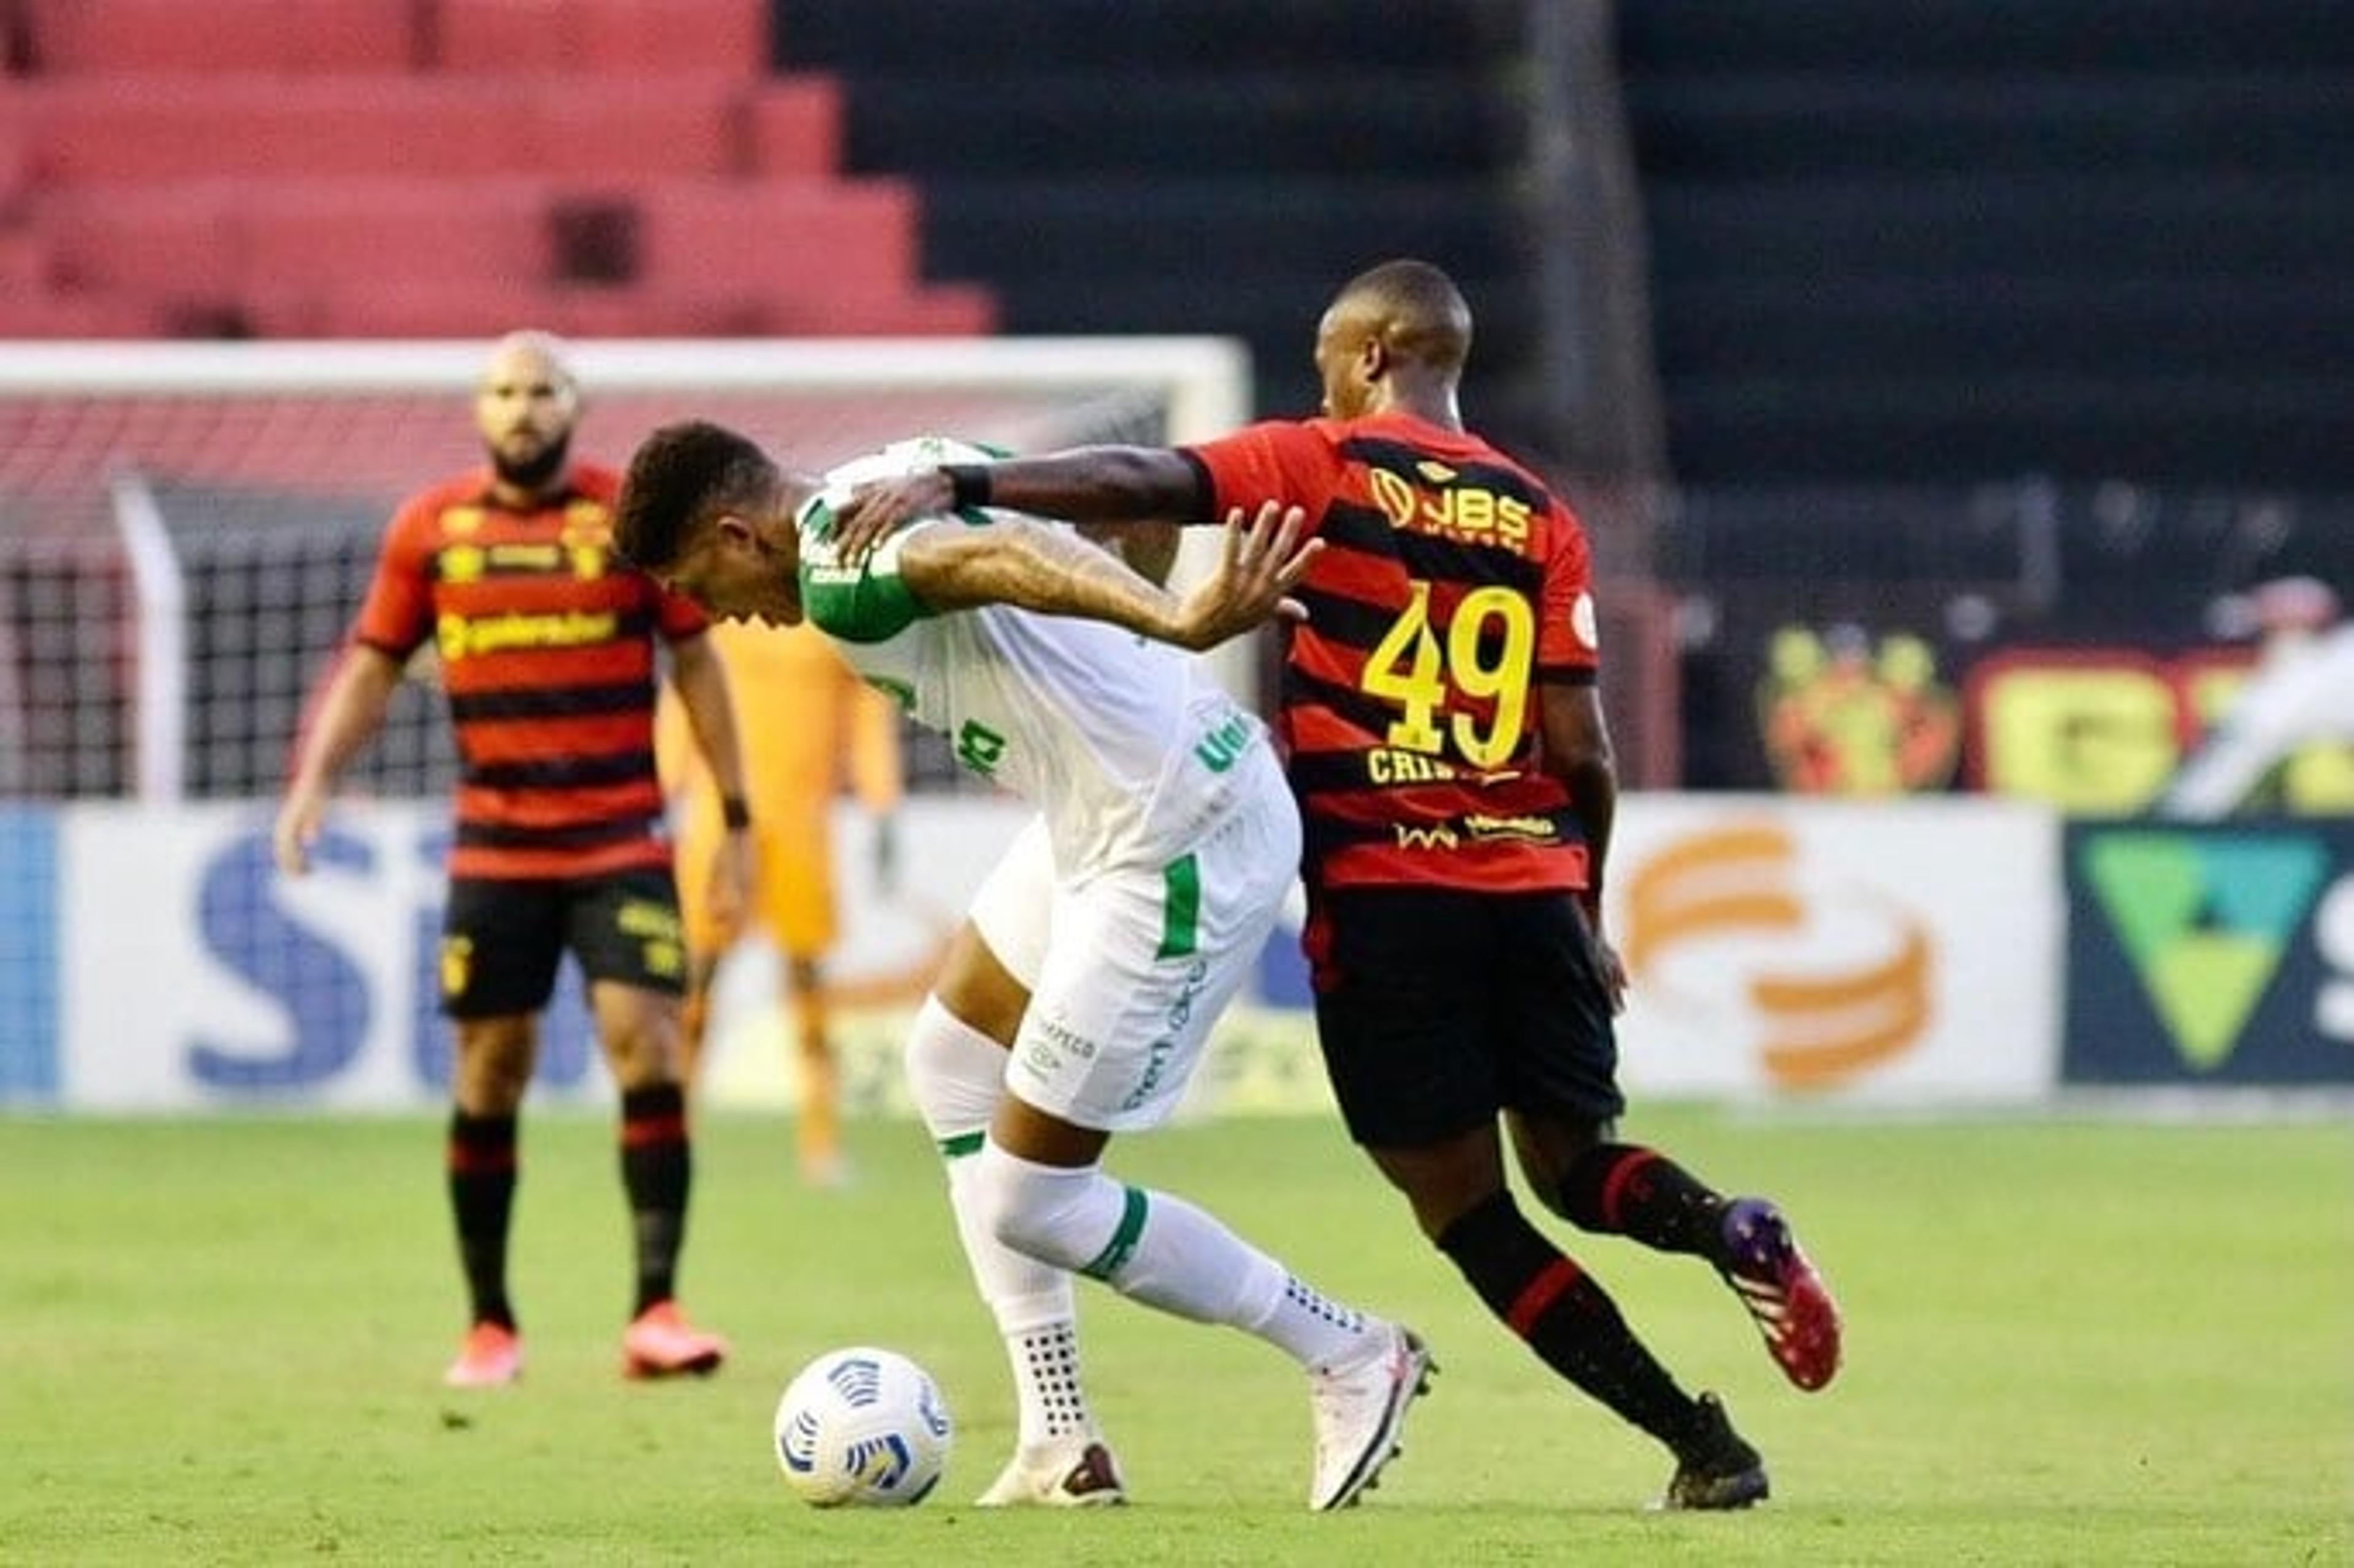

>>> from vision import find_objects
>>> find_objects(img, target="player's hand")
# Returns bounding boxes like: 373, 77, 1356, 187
1577, 892, 1629, 1015
706, 825, 755, 944
828, 471, 955, 567
1595, 937, 1629, 1016
272, 791, 326, 877
1165, 501, 1322, 651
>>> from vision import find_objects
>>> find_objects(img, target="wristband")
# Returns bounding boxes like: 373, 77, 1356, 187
720, 795, 752, 831
943, 463, 994, 509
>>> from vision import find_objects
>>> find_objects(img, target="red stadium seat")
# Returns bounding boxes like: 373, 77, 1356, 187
768, 285, 1001, 338
246, 278, 996, 341
239, 278, 781, 340
0, 125, 28, 214
745, 78, 846, 179
429, 0, 766, 76
16, 77, 758, 183
23, 0, 418, 74
40, 186, 242, 299
630, 178, 921, 299
234, 179, 552, 288
524, 79, 755, 180
0, 229, 45, 292
0, 287, 166, 337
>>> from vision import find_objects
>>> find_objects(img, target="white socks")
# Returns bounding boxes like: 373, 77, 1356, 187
908, 990, 1380, 1448
972, 1140, 1374, 1372
908, 996, 1093, 1448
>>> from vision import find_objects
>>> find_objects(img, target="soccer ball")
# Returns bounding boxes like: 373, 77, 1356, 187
772, 1346, 953, 1508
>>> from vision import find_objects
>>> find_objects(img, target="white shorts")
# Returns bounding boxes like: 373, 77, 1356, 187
1006, 748, 1300, 1133
966, 815, 1054, 992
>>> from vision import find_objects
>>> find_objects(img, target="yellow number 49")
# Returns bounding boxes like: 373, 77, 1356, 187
1360, 580, 1534, 769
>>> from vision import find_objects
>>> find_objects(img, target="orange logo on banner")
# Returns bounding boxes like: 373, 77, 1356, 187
1623, 823, 1933, 1090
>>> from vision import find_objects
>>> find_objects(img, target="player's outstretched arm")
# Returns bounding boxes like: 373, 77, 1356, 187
829, 446, 1204, 565
899, 500, 1317, 652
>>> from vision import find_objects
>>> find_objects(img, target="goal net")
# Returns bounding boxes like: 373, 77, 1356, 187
0, 336, 1252, 804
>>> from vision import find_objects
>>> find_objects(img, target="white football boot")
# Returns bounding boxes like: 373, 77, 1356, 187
1306, 1320, 1433, 1511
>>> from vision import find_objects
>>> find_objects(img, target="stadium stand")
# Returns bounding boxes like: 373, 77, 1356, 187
1617, 0, 2354, 489
764, 0, 1551, 451
0, 0, 991, 340
21, 0, 419, 74
427, 0, 767, 74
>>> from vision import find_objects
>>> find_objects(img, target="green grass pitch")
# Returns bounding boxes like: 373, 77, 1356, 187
2, 1105, 2346, 1565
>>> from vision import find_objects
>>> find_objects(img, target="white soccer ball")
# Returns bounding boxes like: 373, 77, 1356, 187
772, 1346, 953, 1508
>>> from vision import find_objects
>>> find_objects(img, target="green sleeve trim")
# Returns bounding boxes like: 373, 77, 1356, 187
798, 525, 935, 644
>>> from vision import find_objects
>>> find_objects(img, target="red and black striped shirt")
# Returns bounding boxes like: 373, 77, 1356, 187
1184, 412, 1600, 895
351, 463, 709, 881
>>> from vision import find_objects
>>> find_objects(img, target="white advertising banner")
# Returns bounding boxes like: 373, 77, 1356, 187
1604, 796, 2062, 1101
47, 794, 2061, 1112
56, 797, 1032, 1113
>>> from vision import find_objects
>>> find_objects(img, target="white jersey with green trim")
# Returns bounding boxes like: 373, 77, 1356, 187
795, 438, 1273, 876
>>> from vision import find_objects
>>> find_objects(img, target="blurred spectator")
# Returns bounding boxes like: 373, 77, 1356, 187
2161, 576, 2354, 818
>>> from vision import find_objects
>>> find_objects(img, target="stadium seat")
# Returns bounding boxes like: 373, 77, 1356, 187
0, 126, 28, 215
745, 78, 847, 179
40, 187, 242, 300
630, 178, 920, 299
429, 0, 766, 75
15, 77, 759, 183
0, 229, 45, 292
522, 80, 755, 180
234, 180, 552, 289
0, 287, 165, 337
764, 285, 999, 338
22, 0, 418, 74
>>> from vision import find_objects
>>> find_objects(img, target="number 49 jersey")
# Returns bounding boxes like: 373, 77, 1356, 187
1183, 411, 1599, 896
796, 438, 1273, 881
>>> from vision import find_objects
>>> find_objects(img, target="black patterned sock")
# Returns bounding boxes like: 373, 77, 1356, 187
619, 1084, 690, 1315
447, 1110, 519, 1330
1558, 1143, 1727, 1260
1436, 1190, 1702, 1448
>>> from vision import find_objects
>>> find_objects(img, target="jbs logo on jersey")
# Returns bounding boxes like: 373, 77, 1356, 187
1368, 465, 1533, 552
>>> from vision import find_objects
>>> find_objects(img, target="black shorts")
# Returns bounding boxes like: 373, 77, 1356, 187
1308, 885, 1624, 1148
439, 867, 687, 1019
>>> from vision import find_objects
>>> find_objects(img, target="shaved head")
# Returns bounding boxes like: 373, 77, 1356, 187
1327, 259, 1472, 377
1311, 258, 1472, 424
474, 328, 581, 497
481, 329, 578, 397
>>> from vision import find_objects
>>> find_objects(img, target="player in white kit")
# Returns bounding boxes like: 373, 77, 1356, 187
614, 424, 1431, 1512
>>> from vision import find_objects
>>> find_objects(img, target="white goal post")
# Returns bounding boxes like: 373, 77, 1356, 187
0, 336, 1251, 438
0, 335, 1254, 803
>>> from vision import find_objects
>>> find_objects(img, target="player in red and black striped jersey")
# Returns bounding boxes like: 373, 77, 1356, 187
274, 332, 752, 1389
831, 261, 1843, 1510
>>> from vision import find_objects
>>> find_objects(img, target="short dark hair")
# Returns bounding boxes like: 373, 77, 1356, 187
1334, 257, 1472, 374
612, 419, 777, 571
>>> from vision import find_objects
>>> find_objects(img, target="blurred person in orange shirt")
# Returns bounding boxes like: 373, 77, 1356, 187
659, 620, 902, 1185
